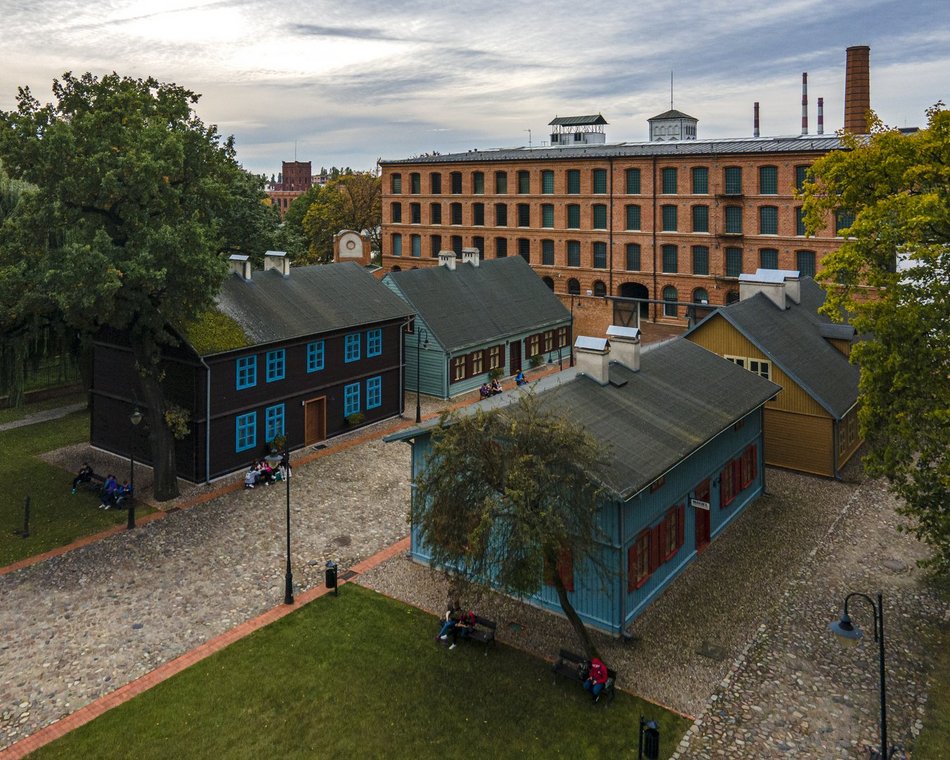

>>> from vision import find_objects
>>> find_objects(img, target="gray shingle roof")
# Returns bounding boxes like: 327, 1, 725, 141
384, 257, 570, 353
388, 338, 780, 500
691, 278, 859, 419
649, 109, 697, 121
381, 135, 843, 165
549, 115, 608, 126
212, 262, 413, 352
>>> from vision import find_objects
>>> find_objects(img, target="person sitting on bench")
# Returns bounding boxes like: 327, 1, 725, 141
71, 463, 94, 494
98, 474, 118, 508
583, 657, 609, 702
480, 383, 491, 399
490, 378, 502, 395
111, 481, 133, 508
244, 467, 260, 489
515, 370, 527, 386
437, 609, 476, 649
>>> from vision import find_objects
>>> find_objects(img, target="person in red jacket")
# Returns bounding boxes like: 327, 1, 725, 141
583, 657, 609, 702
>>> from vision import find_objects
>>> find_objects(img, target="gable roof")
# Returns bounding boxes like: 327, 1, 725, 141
687, 278, 859, 419
649, 109, 697, 121
549, 115, 608, 126
384, 257, 571, 353
388, 338, 779, 500
207, 262, 413, 354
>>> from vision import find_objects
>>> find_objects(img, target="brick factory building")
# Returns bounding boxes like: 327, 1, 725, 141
267, 160, 313, 216
378, 47, 872, 333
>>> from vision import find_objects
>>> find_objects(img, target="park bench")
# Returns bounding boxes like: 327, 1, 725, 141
438, 614, 497, 653
551, 649, 617, 706
74, 470, 105, 493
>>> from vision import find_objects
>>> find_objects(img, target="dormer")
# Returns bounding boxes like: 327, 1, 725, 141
549, 115, 608, 147
648, 109, 698, 142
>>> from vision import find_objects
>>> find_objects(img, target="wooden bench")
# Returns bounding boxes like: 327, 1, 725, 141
439, 614, 497, 653
74, 471, 105, 493
551, 649, 617, 706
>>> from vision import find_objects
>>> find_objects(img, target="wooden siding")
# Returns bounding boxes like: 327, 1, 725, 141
765, 408, 833, 477
408, 407, 768, 635
400, 316, 449, 398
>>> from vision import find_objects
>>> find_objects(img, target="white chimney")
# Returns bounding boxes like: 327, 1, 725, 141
263, 250, 290, 277
461, 247, 480, 267
228, 254, 252, 281
739, 269, 801, 310
573, 336, 610, 385
437, 250, 457, 270
606, 325, 641, 372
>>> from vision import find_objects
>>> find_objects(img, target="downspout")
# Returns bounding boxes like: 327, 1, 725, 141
832, 418, 841, 480
608, 156, 615, 298
619, 498, 629, 639
199, 355, 212, 484
651, 156, 658, 323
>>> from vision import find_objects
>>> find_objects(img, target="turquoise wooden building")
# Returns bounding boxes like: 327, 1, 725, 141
387, 330, 781, 636
382, 253, 572, 399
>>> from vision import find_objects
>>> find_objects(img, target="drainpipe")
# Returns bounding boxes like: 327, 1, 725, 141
618, 497, 627, 638
651, 156, 658, 323
199, 355, 212, 483
608, 156, 615, 298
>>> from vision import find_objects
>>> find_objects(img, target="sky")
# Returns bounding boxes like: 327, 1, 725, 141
1, 0, 948, 177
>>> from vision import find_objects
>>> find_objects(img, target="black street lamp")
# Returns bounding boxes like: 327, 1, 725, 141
414, 327, 429, 424
265, 447, 294, 605
828, 591, 899, 759
127, 408, 143, 530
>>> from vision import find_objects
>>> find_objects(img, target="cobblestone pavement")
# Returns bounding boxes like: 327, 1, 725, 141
2, 384, 947, 757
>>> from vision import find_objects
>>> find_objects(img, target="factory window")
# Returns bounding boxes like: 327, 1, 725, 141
450, 202, 462, 225
724, 166, 743, 195
517, 203, 531, 227
542, 239, 555, 265
663, 286, 678, 317
472, 203, 484, 226
567, 240, 581, 267
593, 242, 607, 269
661, 167, 678, 194
725, 247, 743, 277
390, 173, 402, 193
495, 238, 508, 257
593, 280, 607, 296
567, 278, 580, 295
542, 204, 554, 228
795, 165, 809, 192
759, 166, 778, 195
391, 233, 402, 256
795, 207, 806, 236
592, 204, 607, 229
661, 205, 678, 232
542, 170, 554, 194
411, 235, 421, 257
760, 248, 779, 269
390, 202, 401, 223
567, 170, 580, 194
495, 203, 507, 227
725, 206, 743, 234
796, 250, 816, 277
410, 172, 420, 194
517, 170, 530, 194
692, 246, 709, 275
430, 172, 442, 194
835, 209, 855, 236
625, 204, 641, 230
626, 243, 641, 271
410, 203, 421, 224
626, 168, 641, 194
759, 206, 778, 235
472, 171, 484, 194
450, 172, 462, 194
593, 169, 607, 194
518, 238, 531, 263
430, 234, 441, 257
692, 166, 708, 194
430, 202, 442, 225
692, 204, 708, 233
662, 244, 678, 273
567, 204, 580, 229
495, 171, 508, 194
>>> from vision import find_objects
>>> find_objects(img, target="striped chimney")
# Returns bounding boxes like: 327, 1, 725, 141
754, 101, 760, 137
818, 97, 824, 134
844, 45, 871, 133
801, 73, 809, 135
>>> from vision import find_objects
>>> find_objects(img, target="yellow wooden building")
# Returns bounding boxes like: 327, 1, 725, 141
685, 271, 861, 478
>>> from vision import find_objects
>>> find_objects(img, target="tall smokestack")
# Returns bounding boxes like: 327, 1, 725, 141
754, 101, 760, 137
844, 45, 871, 133
801, 73, 809, 135
817, 97, 824, 135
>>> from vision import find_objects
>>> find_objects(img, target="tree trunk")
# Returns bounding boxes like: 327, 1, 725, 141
130, 343, 180, 502
547, 549, 600, 660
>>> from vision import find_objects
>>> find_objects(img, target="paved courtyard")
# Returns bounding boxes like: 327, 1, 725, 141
1, 391, 947, 757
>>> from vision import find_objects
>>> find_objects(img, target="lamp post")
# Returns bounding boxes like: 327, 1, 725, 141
828, 591, 896, 759
265, 446, 294, 605
414, 327, 429, 424
127, 408, 143, 530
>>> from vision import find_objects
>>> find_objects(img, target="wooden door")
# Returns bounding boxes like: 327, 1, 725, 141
510, 340, 522, 373
695, 506, 710, 551
304, 397, 326, 446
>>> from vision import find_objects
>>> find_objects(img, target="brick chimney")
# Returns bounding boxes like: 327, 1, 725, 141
844, 45, 871, 134
606, 325, 641, 372
739, 269, 801, 310
263, 250, 290, 277
574, 336, 610, 385
228, 254, 252, 281
437, 251, 457, 270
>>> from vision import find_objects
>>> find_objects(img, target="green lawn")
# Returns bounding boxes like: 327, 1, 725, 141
914, 578, 950, 759
33, 585, 690, 759
0, 390, 87, 425
0, 409, 152, 566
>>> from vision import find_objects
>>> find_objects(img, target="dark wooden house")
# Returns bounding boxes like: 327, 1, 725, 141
91, 254, 414, 482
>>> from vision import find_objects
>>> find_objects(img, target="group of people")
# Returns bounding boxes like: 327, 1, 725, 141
244, 455, 291, 489
479, 378, 503, 399
435, 604, 477, 650
98, 474, 132, 510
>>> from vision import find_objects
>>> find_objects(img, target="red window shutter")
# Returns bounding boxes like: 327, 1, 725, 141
627, 544, 637, 592
649, 526, 660, 572
751, 444, 758, 476
658, 518, 669, 561
677, 504, 685, 549
733, 458, 742, 491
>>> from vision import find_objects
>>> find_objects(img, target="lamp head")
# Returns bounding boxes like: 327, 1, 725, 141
264, 452, 283, 468
130, 408, 143, 426
828, 612, 863, 646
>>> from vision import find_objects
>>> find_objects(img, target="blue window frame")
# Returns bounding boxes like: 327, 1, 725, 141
307, 340, 325, 372
366, 328, 382, 358
265, 404, 285, 442
236, 412, 256, 452
366, 376, 382, 409
236, 356, 257, 389
265, 349, 285, 382
344, 382, 360, 417
344, 333, 361, 363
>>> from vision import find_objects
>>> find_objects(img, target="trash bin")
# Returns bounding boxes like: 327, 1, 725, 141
325, 560, 338, 592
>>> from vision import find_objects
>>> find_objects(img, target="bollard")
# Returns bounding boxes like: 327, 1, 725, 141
638, 717, 660, 760
325, 560, 338, 596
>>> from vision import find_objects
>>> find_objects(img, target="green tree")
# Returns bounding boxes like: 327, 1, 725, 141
301, 172, 380, 263
802, 104, 950, 571
412, 392, 609, 657
0, 72, 260, 500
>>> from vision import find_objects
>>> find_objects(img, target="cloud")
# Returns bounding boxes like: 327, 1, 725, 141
287, 23, 404, 41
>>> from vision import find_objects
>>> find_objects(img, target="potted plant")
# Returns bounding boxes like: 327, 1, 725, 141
269, 434, 287, 453
529, 353, 544, 369
345, 412, 365, 427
